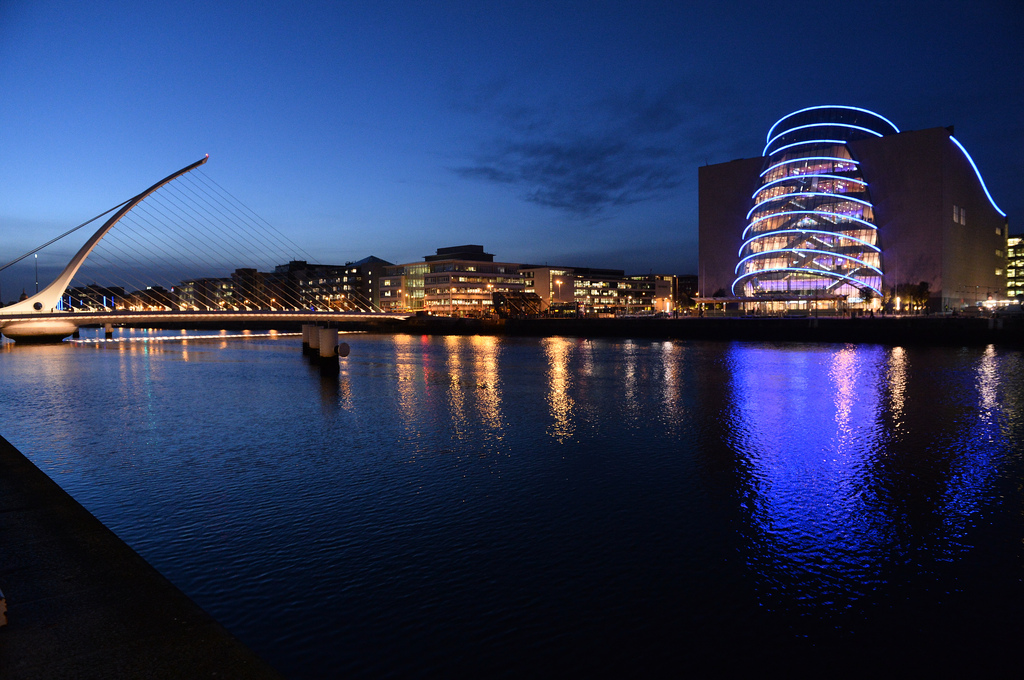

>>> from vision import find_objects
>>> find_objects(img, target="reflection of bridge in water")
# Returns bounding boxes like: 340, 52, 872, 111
0, 157, 408, 342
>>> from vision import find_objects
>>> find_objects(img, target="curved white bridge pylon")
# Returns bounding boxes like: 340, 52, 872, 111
1, 157, 209, 342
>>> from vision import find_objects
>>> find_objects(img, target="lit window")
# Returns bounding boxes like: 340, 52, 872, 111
996, 269, 1003, 276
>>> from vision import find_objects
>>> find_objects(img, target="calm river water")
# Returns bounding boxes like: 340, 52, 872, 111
1, 329, 1022, 676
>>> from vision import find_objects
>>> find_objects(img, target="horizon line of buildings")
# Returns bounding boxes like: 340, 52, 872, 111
28, 245, 697, 317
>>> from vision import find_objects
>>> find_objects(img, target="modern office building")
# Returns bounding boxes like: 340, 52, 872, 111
292, 256, 391, 310
520, 265, 677, 315
380, 245, 524, 316
699, 105, 1009, 312
1008, 236, 1023, 299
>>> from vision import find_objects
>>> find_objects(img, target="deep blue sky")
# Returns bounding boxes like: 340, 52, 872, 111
2, 0, 1022, 290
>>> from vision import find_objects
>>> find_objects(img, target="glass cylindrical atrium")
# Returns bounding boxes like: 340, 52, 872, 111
733, 106, 899, 303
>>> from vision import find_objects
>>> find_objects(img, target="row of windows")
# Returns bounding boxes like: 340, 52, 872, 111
747, 211, 875, 236
424, 275, 525, 285
423, 287, 520, 295
742, 254, 879, 274
423, 299, 494, 307
753, 177, 864, 204
742, 273, 881, 291
422, 264, 517, 274
743, 248, 880, 267
745, 230, 878, 253
760, 147, 858, 184
752, 201, 873, 225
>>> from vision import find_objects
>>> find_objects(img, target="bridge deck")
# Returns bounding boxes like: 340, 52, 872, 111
0, 309, 410, 323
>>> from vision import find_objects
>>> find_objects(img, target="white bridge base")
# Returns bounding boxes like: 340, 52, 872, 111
0, 319, 80, 343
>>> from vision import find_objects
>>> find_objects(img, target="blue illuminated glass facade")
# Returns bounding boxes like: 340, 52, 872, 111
733, 106, 900, 300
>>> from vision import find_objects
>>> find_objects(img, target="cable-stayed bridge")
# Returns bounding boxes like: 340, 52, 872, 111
0, 156, 408, 342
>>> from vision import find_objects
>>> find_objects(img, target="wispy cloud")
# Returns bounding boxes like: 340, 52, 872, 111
452, 84, 707, 216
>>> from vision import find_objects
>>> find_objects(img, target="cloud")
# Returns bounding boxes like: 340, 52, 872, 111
452, 85, 702, 216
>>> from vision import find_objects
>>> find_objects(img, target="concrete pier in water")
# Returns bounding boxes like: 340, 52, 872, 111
0, 435, 280, 679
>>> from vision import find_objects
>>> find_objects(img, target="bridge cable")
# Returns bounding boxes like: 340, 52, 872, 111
0, 198, 131, 273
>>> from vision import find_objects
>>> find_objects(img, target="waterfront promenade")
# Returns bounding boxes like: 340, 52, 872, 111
0, 435, 280, 679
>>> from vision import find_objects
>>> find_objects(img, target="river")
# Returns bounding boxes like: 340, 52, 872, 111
1, 329, 1022, 676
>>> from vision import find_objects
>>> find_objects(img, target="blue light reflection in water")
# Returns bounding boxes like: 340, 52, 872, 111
726, 344, 892, 617
0, 331, 1022, 676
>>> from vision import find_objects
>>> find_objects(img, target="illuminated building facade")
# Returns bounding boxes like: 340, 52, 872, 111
520, 266, 677, 315
699, 106, 1009, 312
1007, 236, 1023, 299
294, 256, 391, 310
379, 263, 428, 312
381, 245, 524, 316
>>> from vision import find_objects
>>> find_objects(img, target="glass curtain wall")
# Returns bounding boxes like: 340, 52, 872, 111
733, 106, 899, 310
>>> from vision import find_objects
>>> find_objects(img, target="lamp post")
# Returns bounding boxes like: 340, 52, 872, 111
34, 253, 38, 294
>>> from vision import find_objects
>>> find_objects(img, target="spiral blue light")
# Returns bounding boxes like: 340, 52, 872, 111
949, 136, 1006, 217
760, 156, 859, 178
753, 174, 866, 200
734, 106, 897, 301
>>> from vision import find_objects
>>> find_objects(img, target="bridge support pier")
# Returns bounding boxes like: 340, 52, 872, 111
301, 324, 316, 355
0, 319, 79, 343
319, 328, 339, 376
104, 323, 114, 340
307, 325, 321, 363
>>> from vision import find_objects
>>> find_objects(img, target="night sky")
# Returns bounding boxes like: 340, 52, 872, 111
2, 1, 1022, 293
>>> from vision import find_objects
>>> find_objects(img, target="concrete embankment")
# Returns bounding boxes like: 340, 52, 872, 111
0, 435, 281, 679
366, 314, 1024, 347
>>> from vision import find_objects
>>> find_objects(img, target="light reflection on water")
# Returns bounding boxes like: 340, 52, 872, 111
543, 337, 575, 442
1, 332, 1022, 675
727, 345, 892, 619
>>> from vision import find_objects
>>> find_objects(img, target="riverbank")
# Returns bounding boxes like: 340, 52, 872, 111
0, 435, 280, 679
69, 312, 1024, 348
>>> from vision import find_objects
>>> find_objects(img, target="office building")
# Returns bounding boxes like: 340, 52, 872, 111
380, 245, 524, 316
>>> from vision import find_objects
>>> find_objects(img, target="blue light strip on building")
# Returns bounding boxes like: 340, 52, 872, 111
746, 192, 874, 219
766, 105, 901, 143
738, 229, 881, 258
732, 268, 882, 297
742, 210, 877, 238
760, 156, 860, 178
752, 174, 867, 200
768, 139, 848, 157
949, 136, 1007, 217
734, 248, 883, 276
763, 123, 885, 155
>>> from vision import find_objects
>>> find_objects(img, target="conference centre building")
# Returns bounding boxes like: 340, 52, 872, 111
698, 105, 1009, 313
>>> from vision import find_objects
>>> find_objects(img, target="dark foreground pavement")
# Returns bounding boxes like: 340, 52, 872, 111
0, 435, 281, 679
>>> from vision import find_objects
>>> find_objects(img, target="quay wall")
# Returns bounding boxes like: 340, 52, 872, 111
369, 315, 1024, 348
0, 435, 281, 679
79, 314, 1024, 348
